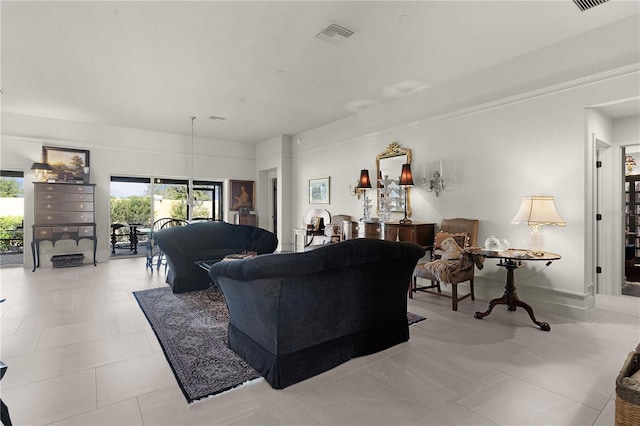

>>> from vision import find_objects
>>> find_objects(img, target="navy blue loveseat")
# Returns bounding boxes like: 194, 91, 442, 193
154, 221, 278, 293
209, 238, 425, 389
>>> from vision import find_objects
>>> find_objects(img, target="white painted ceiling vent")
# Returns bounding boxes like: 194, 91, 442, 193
315, 22, 354, 44
572, 0, 609, 12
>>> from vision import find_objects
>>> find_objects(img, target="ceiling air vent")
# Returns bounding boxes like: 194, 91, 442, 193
315, 21, 354, 44
572, 0, 609, 12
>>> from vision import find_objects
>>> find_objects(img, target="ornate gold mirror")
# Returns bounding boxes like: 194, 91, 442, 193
376, 142, 412, 221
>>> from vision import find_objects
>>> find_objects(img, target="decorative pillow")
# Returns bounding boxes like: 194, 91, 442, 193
438, 237, 463, 261
434, 231, 469, 251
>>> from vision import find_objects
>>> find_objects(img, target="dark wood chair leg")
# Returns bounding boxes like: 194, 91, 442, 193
452, 284, 458, 311
409, 277, 415, 299
470, 278, 475, 300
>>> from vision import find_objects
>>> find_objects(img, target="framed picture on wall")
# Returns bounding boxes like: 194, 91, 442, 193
230, 180, 255, 211
309, 176, 330, 204
43, 146, 90, 183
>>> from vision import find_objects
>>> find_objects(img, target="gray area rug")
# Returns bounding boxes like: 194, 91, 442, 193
134, 286, 426, 403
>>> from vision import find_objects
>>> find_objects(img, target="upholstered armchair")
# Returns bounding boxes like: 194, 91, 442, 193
410, 218, 482, 311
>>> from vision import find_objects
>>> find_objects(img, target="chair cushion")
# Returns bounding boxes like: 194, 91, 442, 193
434, 231, 469, 250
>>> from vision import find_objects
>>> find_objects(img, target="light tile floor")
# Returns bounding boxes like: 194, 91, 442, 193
1, 257, 639, 425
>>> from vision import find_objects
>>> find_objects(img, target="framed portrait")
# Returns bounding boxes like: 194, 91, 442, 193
43, 146, 90, 183
309, 176, 330, 204
230, 180, 255, 211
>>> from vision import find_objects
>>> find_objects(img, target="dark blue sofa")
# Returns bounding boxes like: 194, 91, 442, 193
154, 221, 278, 293
208, 238, 425, 389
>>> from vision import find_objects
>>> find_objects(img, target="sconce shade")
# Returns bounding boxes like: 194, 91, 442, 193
358, 169, 372, 189
30, 162, 52, 171
399, 163, 414, 186
511, 196, 566, 227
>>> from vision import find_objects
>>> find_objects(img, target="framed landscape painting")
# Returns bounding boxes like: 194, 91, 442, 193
43, 146, 90, 183
230, 180, 255, 211
309, 176, 330, 204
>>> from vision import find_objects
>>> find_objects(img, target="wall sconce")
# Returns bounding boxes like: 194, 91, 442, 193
349, 182, 364, 199
398, 163, 414, 224
30, 162, 52, 182
357, 169, 372, 221
511, 195, 565, 255
422, 161, 444, 197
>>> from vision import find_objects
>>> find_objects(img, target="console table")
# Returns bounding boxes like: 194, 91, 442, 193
467, 247, 561, 331
343, 220, 435, 248
32, 182, 97, 271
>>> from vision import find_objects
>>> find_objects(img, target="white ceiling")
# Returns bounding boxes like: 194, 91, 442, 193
2, 1, 639, 144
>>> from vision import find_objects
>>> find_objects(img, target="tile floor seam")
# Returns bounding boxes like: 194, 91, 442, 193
496, 361, 613, 413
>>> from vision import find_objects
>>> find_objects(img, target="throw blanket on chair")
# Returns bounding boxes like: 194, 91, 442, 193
424, 252, 485, 284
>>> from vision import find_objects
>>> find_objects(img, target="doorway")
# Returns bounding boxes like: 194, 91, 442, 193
623, 145, 640, 297
272, 177, 278, 233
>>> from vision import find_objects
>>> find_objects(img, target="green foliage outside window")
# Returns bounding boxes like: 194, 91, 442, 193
0, 178, 23, 198
0, 215, 24, 251
170, 202, 187, 220
110, 195, 152, 225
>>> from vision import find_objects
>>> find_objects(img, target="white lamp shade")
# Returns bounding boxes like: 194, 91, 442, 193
511, 196, 566, 227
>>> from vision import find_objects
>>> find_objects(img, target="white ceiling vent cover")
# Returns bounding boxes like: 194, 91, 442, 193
315, 22, 354, 44
572, 0, 609, 12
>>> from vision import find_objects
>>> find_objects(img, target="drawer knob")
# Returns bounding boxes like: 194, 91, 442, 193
46, 216, 52, 220
46, 204, 52, 209
46, 195, 52, 199
79, 204, 84, 208
40, 230, 47, 235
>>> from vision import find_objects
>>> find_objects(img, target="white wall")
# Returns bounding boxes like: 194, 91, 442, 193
614, 115, 640, 143
1, 113, 256, 268
256, 135, 292, 251
290, 70, 639, 321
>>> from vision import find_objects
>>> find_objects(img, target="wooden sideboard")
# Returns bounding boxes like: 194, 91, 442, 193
234, 213, 257, 226
31, 182, 97, 271
342, 220, 435, 249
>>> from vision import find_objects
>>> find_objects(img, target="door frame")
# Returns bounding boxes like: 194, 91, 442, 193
593, 136, 624, 296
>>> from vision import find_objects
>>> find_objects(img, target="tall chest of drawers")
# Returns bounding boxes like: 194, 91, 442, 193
31, 182, 97, 271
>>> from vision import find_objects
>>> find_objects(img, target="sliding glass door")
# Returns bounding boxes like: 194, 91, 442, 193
110, 176, 223, 225
0, 170, 24, 266
110, 177, 152, 226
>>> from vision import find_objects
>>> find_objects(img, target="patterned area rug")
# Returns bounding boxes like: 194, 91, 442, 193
133, 286, 426, 403
133, 286, 260, 403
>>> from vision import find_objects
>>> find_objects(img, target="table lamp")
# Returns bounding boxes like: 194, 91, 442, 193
30, 162, 52, 182
511, 195, 565, 255
399, 163, 414, 224
357, 169, 372, 221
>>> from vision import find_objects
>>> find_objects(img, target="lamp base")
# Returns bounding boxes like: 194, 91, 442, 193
527, 225, 544, 256
399, 186, 412, 224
